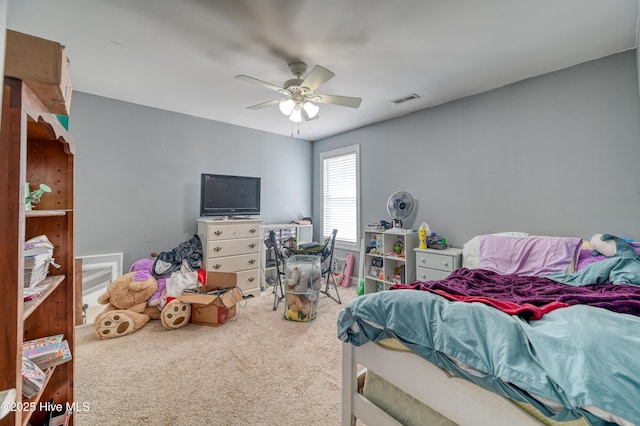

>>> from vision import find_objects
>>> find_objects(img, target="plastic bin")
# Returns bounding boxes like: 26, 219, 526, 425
283, 255, 322, 322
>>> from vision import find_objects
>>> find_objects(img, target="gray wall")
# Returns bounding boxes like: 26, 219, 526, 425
69, 93, 312, 269
313, 51, 640, 264
637, 1, 640, 98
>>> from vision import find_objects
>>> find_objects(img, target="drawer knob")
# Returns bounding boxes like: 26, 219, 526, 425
248, 277, 255, 282
212, 264, 222, 270
421, 258, 426, 264
248, 259, 256, 264
250, 228, 257, 233
443, 261, 449, 267
214, 230, 223, 236
214, 246, 222, 252
249, 243, 256, 248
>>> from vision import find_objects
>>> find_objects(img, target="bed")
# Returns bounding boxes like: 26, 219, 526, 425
338, 233, 640, 426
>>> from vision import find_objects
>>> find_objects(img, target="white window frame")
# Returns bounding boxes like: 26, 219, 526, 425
320, 144, 360, 251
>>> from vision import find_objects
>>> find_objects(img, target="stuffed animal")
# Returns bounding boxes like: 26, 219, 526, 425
284, 293, 316, 322
94, 269, 192, 339
590, 233, 639, 259
129, 258, 167, 308
286, 264, 322, 292
286, 292, 310, 314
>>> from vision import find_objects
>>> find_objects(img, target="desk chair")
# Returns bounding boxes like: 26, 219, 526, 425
264, 230, 285, 311
287, 229, 341, 304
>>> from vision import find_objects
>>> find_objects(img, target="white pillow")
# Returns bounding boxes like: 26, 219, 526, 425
462, 232, 529, 269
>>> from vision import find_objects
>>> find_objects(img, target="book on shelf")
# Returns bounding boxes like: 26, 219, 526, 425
23, 334, 72, 369
47, 409, 71, 426
21, 355, 46, 398
27, 341, 72, 370
23, 333, 64, 352
44, 398, 72, 426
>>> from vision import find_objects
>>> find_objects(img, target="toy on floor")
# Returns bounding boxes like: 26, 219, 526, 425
94, 269, 193, 339
129, 258, 167, 308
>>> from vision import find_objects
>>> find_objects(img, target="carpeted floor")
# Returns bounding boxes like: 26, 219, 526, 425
74, 285, 358, 425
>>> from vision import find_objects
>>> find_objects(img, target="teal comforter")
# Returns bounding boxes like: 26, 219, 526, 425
544, 257, 640, 286
338, 290, 640, 425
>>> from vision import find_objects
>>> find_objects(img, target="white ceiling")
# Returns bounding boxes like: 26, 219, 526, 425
6, 0, 639, 141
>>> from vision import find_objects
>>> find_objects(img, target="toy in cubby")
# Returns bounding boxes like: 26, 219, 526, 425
366, 233, 384, 254
283, 255, 322, 322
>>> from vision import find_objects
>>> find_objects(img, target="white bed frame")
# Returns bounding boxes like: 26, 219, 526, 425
342, 341, 545, 426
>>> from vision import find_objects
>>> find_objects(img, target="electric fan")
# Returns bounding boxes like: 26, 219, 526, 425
386, 191, 415, 229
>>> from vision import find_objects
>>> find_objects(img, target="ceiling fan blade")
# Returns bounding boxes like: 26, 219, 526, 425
235, 75, 289, 95
309, 94, 362, 108
301, 65, 335, 92
247, 99, 282, 110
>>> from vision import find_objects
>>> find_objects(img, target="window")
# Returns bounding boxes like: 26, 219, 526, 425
321, 145, 360, 250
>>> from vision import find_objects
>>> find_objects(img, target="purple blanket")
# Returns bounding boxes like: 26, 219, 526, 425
391, 268, 640, 317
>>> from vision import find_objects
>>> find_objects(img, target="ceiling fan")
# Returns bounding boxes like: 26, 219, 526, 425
235, 61, 362, 123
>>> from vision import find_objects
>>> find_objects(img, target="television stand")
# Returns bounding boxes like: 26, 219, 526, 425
196, 218, 262, 298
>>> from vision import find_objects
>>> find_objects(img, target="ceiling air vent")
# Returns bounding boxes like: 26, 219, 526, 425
391, 93, 421, 105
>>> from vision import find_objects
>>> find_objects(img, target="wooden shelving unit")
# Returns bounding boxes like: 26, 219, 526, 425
0, 78, 76, 426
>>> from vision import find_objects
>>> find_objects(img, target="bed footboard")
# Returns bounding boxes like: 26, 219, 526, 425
342, 341, 544, 426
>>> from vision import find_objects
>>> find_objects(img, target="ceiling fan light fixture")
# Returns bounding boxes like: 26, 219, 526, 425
279, 99, 295, 115
289, 107, 303, 123
302, 101, 319, 119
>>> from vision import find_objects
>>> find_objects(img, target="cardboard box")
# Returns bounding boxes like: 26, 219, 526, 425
179, 287, 243, 327
5, 30, 73, 115
202, 271, 238, 291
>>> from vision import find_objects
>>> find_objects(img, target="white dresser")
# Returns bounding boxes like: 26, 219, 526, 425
414, 247, 463, 281
197, 218, 262, 297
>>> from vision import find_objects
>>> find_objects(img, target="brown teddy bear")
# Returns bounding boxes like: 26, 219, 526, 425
94, 269, 191, 339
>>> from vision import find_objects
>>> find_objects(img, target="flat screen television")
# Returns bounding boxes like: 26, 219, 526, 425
200, 173, 261, 217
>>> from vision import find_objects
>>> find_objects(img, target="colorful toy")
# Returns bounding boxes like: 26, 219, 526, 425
25, 183, 51, 210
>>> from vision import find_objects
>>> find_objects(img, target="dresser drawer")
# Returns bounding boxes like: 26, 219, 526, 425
235, 269, 260, 292
205, 253, 259, 272
417, 266, 451, 281
207, 223, 260, 241
207, 237, 260, 258
416, 251, 458, 272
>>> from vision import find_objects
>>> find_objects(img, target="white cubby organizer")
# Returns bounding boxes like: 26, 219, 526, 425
363, 228, 418, 294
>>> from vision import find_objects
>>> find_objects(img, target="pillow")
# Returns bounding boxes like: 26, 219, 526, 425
478, 236, 583, 276
462, 232, 529, 269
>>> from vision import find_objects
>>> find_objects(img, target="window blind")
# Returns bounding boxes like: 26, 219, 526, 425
322, 149, 358, 245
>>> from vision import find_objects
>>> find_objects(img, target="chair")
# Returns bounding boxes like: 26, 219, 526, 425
263, 230, 285, 311
287, 229, 342, 304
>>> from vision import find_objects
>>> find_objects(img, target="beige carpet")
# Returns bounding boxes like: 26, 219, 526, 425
74, 285, 358, 426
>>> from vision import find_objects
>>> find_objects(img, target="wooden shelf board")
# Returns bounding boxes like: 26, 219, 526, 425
23, 274, 65, 320
25, 209, 70, 218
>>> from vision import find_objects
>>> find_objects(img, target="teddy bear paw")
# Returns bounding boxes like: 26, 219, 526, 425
95, 310, 149, 339
161, 300, 191, 330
